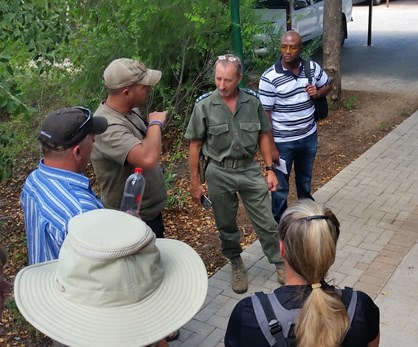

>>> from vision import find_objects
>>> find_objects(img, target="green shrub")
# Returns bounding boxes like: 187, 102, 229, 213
0, 118, 37, 181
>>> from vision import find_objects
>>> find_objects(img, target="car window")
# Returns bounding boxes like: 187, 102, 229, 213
255, 0, 288, 9
294, 0, 310, 10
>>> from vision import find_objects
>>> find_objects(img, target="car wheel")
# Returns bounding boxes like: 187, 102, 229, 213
373, 0, 382, 5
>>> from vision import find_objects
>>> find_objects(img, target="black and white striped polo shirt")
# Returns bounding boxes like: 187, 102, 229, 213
259, 58, 331, 143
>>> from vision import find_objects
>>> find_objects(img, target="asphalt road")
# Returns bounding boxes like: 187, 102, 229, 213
318, 0, 418, 94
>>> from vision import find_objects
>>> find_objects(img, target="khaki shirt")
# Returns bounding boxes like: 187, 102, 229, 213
185, 89, 271, 161
91, 103, 167, 221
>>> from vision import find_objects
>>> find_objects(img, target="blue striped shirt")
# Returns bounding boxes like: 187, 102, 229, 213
20, 160, 103, 264
259, 58, 331, 143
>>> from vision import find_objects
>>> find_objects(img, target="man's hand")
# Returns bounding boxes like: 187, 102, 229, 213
305, 84, 318, 98
266, 170, 278, 192
148, 111, 167, 125
271, 146, 280, 164
191, 183, 207, 206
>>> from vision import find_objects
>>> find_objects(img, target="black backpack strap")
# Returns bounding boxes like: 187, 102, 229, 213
253, 292, 288, 347
304, 59, 313, 85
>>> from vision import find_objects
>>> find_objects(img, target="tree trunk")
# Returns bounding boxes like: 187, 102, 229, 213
323, 0, 342, 108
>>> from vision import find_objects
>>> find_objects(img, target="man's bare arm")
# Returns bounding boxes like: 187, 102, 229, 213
189, 140, 206, 205
258, 131, 278, 192
126, 111, 167, 168
265, 110, 280, 164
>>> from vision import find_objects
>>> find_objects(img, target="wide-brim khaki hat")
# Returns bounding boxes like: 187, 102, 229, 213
14, 209, 208, 347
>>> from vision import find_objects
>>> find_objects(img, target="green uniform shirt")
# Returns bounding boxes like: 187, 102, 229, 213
185, 89, 271, 161
91, 103, 167, 221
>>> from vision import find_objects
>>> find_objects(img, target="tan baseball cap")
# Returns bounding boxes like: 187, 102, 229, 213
103, 58, 162, 89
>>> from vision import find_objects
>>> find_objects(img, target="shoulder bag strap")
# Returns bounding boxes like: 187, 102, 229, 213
254, 292, 288, 347
339, 287, 358, 344
304, 59, 313, 85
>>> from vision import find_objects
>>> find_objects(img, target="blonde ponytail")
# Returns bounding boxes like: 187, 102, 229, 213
278, 200, 349, 347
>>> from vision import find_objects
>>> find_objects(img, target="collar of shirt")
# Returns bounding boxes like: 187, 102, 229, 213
38, 159, 91, 189
210, 88, 251, 106
274, 57, 304, 77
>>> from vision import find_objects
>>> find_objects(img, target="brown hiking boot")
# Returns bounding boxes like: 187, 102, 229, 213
275, 263, 286, 285
230, 256, 248, 293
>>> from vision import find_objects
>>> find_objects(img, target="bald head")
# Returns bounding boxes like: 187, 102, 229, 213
281, 30, 302, 46
280, 30, 303, 67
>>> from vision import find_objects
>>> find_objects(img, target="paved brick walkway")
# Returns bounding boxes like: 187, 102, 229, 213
170, 110, 418, 347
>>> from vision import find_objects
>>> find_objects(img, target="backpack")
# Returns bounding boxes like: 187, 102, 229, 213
304, 59, 329, 122
251, 287, 358, 347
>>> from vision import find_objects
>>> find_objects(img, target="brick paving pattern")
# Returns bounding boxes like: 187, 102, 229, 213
170, 111, 418, 346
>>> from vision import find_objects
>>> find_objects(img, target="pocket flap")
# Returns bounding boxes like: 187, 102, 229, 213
208, 124, 229, 135
240, 122, 261, 132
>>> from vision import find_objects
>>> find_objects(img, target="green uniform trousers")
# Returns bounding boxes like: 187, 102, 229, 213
206, 160, 282, 264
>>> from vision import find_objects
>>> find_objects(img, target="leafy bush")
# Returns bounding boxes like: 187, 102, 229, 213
0, 118, 37, 181
0, 55, 37, 120
62, 1, 233, 125
0, 0, 71, 122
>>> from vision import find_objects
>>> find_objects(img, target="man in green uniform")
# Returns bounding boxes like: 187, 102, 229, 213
185, 54, 284, 294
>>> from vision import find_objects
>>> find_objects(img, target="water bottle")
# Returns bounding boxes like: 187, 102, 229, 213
120, 168, 146, 217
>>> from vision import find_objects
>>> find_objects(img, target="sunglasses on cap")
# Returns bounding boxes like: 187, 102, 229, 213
68, 106, 92, 140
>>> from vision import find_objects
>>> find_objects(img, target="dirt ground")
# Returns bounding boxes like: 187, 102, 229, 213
1, 90, 418, 344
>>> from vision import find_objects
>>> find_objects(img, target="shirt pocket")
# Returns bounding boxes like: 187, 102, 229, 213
208, 124, 230, 151
240, 122, 260, 149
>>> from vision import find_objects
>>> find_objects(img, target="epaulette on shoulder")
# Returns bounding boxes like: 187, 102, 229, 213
195, 92, 213, 103
242, 87, 259, 99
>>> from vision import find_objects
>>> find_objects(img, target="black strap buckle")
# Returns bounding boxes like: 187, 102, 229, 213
268, 319, 282, 335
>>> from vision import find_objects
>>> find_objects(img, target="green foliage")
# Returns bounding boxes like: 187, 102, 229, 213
0, 117, 37, 181
343, 95, 359, 111
0, 55, 37, 120
164, 141, 190, 209
379, 121, 388, 130
301, 37, 322, 60
0, 126, 15, 181
63, 0, 238, 127
240, 0, 284, 73
0, 0, 70, 65
0, 0, 71, 120
166, 178, 190, 210
400, 108, 410, 118
15, 60, 84, 114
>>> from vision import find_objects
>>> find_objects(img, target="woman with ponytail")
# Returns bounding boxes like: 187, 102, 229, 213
225, 200, 380, 347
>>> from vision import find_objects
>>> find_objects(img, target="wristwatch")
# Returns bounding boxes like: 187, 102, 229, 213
265, 164, 274, 171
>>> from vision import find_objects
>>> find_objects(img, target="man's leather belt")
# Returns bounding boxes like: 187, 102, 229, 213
210, 158, 253, 169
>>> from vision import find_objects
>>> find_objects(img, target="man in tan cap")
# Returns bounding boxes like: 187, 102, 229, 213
91, 58, 168, 239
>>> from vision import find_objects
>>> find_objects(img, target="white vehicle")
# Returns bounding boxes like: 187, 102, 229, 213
353, 0, 384, 5
253, 0, 353, 56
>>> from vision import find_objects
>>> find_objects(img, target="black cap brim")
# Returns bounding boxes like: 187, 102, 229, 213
91, 116, 108, 135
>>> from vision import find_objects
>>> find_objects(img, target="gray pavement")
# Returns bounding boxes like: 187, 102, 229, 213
171, 2, 418, 346
341, 0, 418, 93
172, 110, 418, 347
